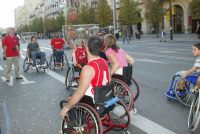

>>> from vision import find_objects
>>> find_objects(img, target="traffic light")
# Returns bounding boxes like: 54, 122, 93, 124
172, 6, 175, 15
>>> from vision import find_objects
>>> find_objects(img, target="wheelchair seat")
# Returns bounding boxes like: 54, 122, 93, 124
113, 64, 133, 86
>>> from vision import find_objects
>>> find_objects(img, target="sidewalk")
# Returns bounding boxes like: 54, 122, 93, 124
117, 34, 200, 42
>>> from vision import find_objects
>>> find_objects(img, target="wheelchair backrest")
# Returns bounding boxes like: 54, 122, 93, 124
75, 47, 88, 64
123, 64, 133, 83
94, 81, 114, 104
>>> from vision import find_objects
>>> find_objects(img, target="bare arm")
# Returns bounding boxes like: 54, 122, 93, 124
61, 65, 95, 118
182, 66, 198, 78
107, 54, 119, 76
125, 53, 135, 64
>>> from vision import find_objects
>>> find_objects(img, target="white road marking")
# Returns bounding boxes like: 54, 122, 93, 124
156, 50, 191, 55
131, 113, 176, 134
136, 58, 167, 64
129, 51, 194, 61
20, 75, 35, 85
0, 65, 3, 71
1, 76, 13, 86
40, 47, 52, 51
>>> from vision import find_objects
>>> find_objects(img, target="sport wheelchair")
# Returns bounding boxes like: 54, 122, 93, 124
49, 51, 69, 70
112, 64, 140, 111
188, 90, 200, 131
23, 55, 49, 73
60, 82, 131, 134
165, 71, 199, 107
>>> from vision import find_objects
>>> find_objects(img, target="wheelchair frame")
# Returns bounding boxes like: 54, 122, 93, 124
49, 52, 69, 70
23, 56, 49, 73
188, 90, 200, 131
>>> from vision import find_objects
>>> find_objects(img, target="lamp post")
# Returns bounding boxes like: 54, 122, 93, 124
112, 0, 117, 32
169, 0, 173, 40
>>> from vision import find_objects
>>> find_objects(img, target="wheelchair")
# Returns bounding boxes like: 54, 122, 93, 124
165, 71, 199, 107
112, 64, 140, 111
49, 51, 69, 70
65, 64, 83, 90
188, 90, 200, 131
60, 82, 131, 134
23, 55, 49, 73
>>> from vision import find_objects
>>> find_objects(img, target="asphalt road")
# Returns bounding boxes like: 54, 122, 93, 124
0, 34, 200, 134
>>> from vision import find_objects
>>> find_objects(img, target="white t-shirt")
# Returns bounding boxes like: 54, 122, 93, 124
194, 56, 200, 72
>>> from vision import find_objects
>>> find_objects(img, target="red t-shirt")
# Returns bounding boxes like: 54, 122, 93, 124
51, 38, 65, 49
75, 47, 88, 64
84, 58, 110, 98
3, 35, 19, 57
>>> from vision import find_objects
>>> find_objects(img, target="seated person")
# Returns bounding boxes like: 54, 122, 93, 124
178, 43, 200, 92
27, 36, 46, 69
61, 36, 111, 118
72, 40, 88, 71
50, 33, 65, 63
104, 34, 135, 76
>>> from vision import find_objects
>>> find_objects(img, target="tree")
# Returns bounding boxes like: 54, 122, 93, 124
190, 0, 200, 16
95, 0, 113, 27
55, 11, 65, 31
145, 0, 163, 34
119, 0, 142, 26
79, 5, 95, 24
29, 17, 43, 33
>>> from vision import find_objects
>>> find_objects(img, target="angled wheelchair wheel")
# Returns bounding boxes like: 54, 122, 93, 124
23, 57, 29, 72
61, 103, 103, 134
65, 66, 75, 90
188, 91, 200, 131
49, 54, 55, 70
112, 78, 134, 111
174, 78, 194, 107
130, 78, 140, 102
62, 53, 69, 70
102, 100, 130, 131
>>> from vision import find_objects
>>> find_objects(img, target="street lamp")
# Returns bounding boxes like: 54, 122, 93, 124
112, 0, 117, 32
169, 0, 173, 40
60, 1, 67, 25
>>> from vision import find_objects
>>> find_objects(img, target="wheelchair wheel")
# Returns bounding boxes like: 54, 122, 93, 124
23, 57, 29, 72
62, 53, 69, 70
174, 78, 194, 107
188, 91, 200, 131
102, 100, 130, 131
65, 66, 75, 90
130, 78, 140, 102
49, 54, 55, 70
36, 59, 49, 72
61, 103, 103, 134
112, 78, 134, 111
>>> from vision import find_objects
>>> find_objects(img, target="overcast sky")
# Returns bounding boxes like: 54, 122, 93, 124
0, 0, 24, 28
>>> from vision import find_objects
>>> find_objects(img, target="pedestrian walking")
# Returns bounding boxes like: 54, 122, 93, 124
196, 22, 200, 39
3, 27, 23, 82
160, 28, 166, 42
122, 25, 129, 44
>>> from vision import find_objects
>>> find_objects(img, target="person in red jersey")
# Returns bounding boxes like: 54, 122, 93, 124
3, 27, 23, 82
51, 33, 65, 63
61, 36, 111, 118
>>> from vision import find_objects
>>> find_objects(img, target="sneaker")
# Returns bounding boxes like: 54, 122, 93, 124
6, 79, 10, 82
31, 66, 36, 70
40, 64, 46, 67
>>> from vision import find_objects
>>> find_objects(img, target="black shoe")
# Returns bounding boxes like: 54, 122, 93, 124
6, 80, 10, 82
16, 77, 23, 79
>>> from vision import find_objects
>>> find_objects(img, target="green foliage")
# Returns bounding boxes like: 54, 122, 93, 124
145, 0, 163, 26
79, 5, 95, 24
95, 0, 113, 27
190, 0, 200, 16
55, 11, 65, 31
119, 0, 142, 25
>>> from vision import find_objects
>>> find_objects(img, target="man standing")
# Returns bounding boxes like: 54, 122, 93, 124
3, 27, 22, 82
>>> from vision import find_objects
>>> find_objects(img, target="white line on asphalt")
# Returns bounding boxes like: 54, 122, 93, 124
136, 58, 168, 64
40, 47, 52, 51
129, 51, 194, 61
20, 75, 35, 85
1, 76, 13, 86
0, 65, 3, 71
3, 101, 11, 134
131, 113, 176, 134
155, 50, 191, 55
